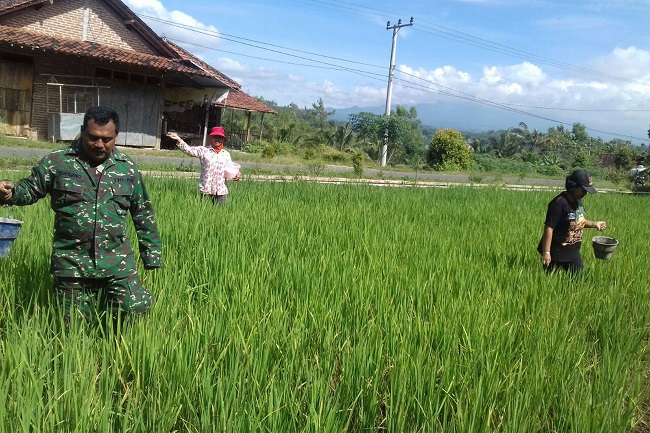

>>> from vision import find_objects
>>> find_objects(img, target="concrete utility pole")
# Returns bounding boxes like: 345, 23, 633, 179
381, 17, 413, 167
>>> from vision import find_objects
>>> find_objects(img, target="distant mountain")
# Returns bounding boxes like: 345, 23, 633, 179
329, 101, 553, 134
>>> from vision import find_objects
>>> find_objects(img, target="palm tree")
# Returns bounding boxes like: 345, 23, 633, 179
516, 122, 544, 152
488, 128, 523, 158
327, 123, 355, 152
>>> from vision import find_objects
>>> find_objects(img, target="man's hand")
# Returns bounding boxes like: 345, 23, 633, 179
233, 171, 241, 181
594, 221, 607, 231
0, 180, 15, 203
165, 131, 183, 144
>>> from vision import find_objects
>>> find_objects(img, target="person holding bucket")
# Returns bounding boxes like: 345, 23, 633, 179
537, 169, 607, 274
0, 107, 161, 321
166, 126, 240, 206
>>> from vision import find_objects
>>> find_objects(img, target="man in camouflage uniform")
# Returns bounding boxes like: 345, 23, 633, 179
0, 107, 162, 320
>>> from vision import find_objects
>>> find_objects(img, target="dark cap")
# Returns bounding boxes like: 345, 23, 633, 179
568, 169, 597, 193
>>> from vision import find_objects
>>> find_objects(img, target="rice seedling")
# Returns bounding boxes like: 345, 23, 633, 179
0, 171, 649, 432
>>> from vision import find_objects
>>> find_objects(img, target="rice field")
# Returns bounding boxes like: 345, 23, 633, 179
1, 172, 649, 432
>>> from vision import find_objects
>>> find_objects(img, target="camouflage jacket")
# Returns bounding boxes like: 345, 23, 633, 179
10, 141, 162, 278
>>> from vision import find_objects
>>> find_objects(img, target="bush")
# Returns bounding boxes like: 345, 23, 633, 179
351, 151, 364, 176
536, 164, 563, 177
307, 161, 325, 175
321, 147, 348, 162
261, 145, 276, 159
303, 148, 316, 160
426, 128, 473, 171
468, 171, 484, 183
243, 140, 266, 154
604, 168, 629, 185
472, 154, 536, 175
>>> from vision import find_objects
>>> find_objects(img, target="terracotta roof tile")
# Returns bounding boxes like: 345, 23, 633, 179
218, 90, 277, 114
163, 39, 241, 90
0, 0, 276, 115
0, 25, 217, 77
0, 1, 39, 13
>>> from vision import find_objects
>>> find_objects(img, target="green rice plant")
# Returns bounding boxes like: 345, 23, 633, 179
0, 172, 649, 432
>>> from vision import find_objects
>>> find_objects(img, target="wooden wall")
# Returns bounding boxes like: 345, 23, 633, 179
0, 60, 33, 137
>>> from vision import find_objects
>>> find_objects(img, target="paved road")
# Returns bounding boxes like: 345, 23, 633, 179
0, 145, 565, 187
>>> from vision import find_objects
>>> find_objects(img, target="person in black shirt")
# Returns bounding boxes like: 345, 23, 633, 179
538, 169, 607, 274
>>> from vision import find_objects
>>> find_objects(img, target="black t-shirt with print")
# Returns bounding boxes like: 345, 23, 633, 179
538, 192, 586, 263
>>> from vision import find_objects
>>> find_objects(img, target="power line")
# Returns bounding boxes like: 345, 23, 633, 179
137, 14, 649, 142
288, 0, 650, 87
169, 36, 648, 143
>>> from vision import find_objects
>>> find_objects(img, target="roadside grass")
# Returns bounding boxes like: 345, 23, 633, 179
0, 135, 625, 190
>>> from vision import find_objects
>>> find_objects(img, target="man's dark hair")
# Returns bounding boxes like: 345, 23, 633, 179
83, 107, 120, 133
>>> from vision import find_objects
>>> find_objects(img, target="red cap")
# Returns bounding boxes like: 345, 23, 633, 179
209, 126, 226, 138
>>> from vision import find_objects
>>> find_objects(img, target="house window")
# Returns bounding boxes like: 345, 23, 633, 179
65, 92, 95, 114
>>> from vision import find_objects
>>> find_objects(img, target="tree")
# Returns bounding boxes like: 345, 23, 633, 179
426, 128, 473, 171
487, 128, 523, 158
308, 98, 335, 133
515, 122, 544, 152
348, 106, 425, 165
326, 123, 355, 151
348, 112, 380, 145
571, 122, 589, 144
612, 144, 640, 169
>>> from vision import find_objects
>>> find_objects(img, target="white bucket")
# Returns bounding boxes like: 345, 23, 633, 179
224, 162, 241, 179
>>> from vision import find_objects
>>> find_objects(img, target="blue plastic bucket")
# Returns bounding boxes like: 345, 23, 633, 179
0, 217, 23, 258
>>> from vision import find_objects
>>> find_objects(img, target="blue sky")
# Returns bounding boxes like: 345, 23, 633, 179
124, 0, 650, 143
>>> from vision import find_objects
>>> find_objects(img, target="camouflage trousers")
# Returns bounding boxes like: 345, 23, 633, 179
53, 271, 154, 321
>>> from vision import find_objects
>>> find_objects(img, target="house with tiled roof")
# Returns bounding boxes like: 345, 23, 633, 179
0, 0, 275, 148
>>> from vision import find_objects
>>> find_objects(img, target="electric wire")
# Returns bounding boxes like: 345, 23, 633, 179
136, 12, 649, 142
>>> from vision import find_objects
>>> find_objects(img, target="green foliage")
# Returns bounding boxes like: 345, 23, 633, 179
426, 128, 473, 171
537, 153, 563, 176
571, 151, 593, 169
306, 160, 325, 175
536, 163, 564, 177
486, 128, 523, 158
348, 107, 424, 165
326, 123, 354, 151
604, 168, 629, 185
261, 144, 276, 159
468, 171, 485, 183
307, 98, 335, 133
303, 148, 316, 160
351, 151, 364, 176
321, 147, 348, 162
612, 144, 640, 169
0, 157, 40, 169
243, 139, 266, 154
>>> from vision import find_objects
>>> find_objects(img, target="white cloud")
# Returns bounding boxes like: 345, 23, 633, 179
216, 57, 248, 74
479, 62, 546, 87
122, 0, 220, 52
588, 46, 650, 80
